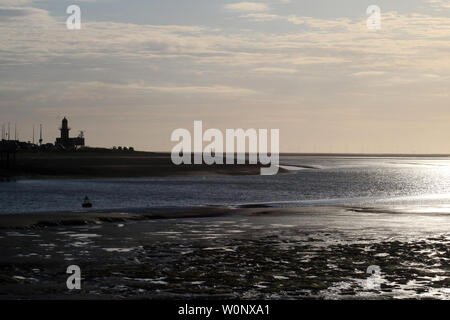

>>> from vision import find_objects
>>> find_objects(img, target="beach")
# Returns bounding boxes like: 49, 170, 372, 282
0, 205, 449, 300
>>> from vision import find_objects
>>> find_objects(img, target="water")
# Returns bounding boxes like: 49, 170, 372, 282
2, 156, 450, 299
2, 156, 450, 214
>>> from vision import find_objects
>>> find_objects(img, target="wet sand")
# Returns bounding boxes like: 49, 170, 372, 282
0, 206, 449, 300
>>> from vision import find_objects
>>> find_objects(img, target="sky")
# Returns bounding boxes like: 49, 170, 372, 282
0, 0, 449, 153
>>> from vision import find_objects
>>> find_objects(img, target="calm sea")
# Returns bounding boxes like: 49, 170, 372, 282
2, 156, 450, 214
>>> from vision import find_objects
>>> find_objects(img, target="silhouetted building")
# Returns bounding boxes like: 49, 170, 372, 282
55, 117, 85, 149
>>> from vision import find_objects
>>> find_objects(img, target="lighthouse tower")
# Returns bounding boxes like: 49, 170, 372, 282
55, 117, 85, 149
60, 117, 70, 141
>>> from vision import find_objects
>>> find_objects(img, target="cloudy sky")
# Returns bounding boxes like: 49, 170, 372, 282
1, 0, 449, 153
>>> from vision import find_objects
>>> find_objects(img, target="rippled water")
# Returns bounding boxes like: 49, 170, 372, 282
2, 156, 450, 214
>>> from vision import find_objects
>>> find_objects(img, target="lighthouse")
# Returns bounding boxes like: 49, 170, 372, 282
60, 117, 70, 141
55, 117, 85, 149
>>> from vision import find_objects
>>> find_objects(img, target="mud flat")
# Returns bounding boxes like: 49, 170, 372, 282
0, 205, 449, 299
5, 151, 285, 179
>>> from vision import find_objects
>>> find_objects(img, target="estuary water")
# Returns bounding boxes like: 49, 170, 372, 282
2, 156, 450, 214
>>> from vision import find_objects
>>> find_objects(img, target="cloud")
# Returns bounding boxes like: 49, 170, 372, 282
252, 67, 297, 74
0, 0, 34, 4
1, 8, 449, 81
352, 71, 386, 77
225, 2, 269, 12
101, 82, 257, 96
0, 6, 51, 22
240, 13, 280, 21
427, 0, 450, 10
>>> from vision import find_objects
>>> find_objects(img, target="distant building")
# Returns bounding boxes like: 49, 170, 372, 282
55, 117, 85, 149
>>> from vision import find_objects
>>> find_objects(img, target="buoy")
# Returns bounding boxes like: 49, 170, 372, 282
82, 195, 92, 208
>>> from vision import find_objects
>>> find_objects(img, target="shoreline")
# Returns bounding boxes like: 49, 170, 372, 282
1, 204, 450, 230
0, 206, 238, 229
1, 151, 290, 180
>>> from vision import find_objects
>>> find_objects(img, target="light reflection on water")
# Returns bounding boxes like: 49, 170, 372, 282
1, 156, 450, 214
